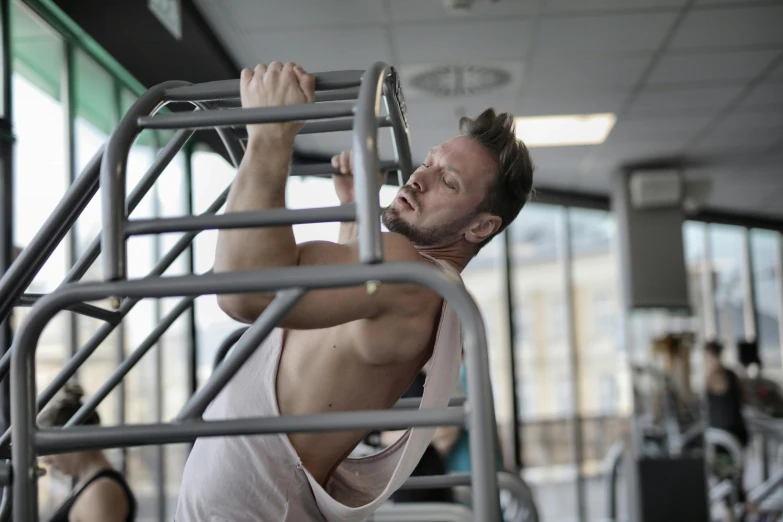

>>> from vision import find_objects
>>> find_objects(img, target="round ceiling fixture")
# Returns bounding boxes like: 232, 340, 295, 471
408, 64, 512, 97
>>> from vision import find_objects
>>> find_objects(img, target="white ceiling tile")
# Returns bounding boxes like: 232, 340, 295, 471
526, 54, 652, 89
628, 84, 745, 114
669, 5, 783, 50
647, 50, 780, 85
737, 79, 783, 110
535, 12, 678, 57
388, 0, 539, 23
527, 146, 597, 169
695, 0, 780, 5
404, 97, 522, 130
691, 128, 783, 158
712, 108, 783, 132
770, 60, 783, 79
521, 87, 628, 115
212, 0, 386, 29
607, 114, 714, 142
544, 0, 687, 12
236, 28, 392, 71
393, 20, 535, 63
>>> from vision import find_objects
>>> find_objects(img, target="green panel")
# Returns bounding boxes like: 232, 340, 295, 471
74, 48, 114, 135
11, 0, 63, 100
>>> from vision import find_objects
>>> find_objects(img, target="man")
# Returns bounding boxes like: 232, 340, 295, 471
175, 61, 534, 522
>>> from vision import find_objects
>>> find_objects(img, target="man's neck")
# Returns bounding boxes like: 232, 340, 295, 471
414, 243, 473, 272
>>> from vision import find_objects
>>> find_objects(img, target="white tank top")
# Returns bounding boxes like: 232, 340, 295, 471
176, 256, 464, 522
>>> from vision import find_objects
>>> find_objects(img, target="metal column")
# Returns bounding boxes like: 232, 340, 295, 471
502, 228, 523, 470
741, 228, 758, 343
561, 208, 586, 522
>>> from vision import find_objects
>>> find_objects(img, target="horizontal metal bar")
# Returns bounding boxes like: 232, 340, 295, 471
400, 473, 472, 490
290, 160, 399, 178
234, 116, 390, 140
164, 71, 364, 101
138, 103, 355, 130
394, 396, 466, 409
200, 88, 361, 110
125, 204, 357, 236
36, 407, 466, 455
16, 294, 121, 324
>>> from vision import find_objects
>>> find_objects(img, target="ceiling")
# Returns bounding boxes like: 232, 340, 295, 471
192, 0, 783, 219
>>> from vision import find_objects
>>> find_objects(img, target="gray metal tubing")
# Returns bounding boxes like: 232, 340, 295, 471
604, 440, 625, 522
0, 487, 9, 522
382, 73, 413, 183
36, 407, 466, 455
125, 204, 357, 236
17, 294, 121, 324
138, 102, 355, 131
101, 81, 191, 283
352, 62, 388, 265
163, 71, 364, 101
394, 396, 466, 409
11, 260, 497, 522
0, 188, 232, 450
372, 503, 473, 522
213, 88, 361, 109
65, 295, 197, 428
63, 129, 195, 284
0, 146, 103, 325
400, 473, 472, 490
176, 289, 305, 420
212, 327, 249, 370
290, 160, 399, 178
0, 462, 9, 486
233, 116, 391, 140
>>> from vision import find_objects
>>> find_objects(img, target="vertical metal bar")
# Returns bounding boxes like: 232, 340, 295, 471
561, 208, 586, 522
100, 80, 189, 283
741, 228, 758, 342
0, 0, 12, 464
502, 229, 523, 470
112, 80, 127, 474
382, 72, 413, 183
63, 40, 79, 362
11, 323, 38, 522
184, 142, 198, 398
701, 224, 718, 341
776, 233, 783, 376
176, 289, 305, 420
352, 62, 386, 264
463, 296, 502, 522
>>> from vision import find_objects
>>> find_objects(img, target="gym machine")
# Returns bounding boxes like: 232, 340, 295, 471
0, 62, 507, 521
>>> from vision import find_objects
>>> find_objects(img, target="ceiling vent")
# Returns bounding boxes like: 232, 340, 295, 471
407, 64, 513, 97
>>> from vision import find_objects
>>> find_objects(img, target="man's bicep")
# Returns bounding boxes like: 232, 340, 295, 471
275, 238, 428, 330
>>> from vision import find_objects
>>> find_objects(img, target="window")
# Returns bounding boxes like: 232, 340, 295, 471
554, 376, 573, 417
598, 375, 617, 414
750, 230, 782, 382
10, 2, 70, 515
548, 296, 567, 344
514, 304, 534, 346
709, 225, 747, 364
591, 291, 615, 340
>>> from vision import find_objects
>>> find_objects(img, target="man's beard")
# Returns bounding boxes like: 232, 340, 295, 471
381, 203, 475, 248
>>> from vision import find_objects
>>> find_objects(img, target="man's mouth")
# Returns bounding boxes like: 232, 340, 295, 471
398, 193, 415, 211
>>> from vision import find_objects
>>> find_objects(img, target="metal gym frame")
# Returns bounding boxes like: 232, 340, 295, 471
0, 62, 505, 521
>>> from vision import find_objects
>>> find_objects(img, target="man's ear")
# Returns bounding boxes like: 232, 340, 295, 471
465, 213, 502, 244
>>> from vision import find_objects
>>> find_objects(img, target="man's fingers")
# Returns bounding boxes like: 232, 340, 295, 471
268, 61, 283, 73
331, 155, 340, 169
253, 63, 267, 76
340, 150, 351, 174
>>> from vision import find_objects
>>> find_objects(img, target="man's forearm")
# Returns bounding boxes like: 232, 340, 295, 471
338, 222, 357, 244
214, 140, 298, 273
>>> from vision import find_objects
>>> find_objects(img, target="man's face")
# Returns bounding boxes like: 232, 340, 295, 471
382, 135, 498, 247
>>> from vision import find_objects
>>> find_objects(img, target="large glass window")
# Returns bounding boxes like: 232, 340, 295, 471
509, 203, 577, 522
10, 2, 69, 515
751, 230, 782, 382
461, 233, 514, 469
709, 225, 747, 366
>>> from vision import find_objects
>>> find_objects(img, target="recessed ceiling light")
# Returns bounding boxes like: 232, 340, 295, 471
515, 113, 617, 147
